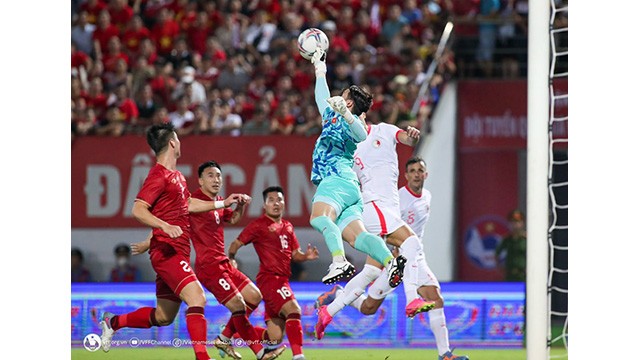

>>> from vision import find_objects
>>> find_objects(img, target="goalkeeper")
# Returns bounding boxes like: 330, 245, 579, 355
308, 47, 406, 288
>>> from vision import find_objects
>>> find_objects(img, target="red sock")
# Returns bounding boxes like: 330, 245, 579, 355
231, 310, 263, 354
186, 306, 210, 360
222, 301, 260, 339
254, 326, 269, 341
285, 313, 303, 356
111, 307, 157, 331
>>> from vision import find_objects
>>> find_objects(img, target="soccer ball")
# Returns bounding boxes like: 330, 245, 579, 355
297, 28, 329, 60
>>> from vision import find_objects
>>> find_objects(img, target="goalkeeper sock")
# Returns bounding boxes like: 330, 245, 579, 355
311, 216, 346, 260
354, 232, 393, 266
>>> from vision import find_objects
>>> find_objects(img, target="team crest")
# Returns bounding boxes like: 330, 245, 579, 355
268, 224, 277, 232
372, 139, 382, 148
286, 225, 293, 233
331, 117, 337, 124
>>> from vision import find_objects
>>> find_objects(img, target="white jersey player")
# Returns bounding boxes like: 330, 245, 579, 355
314, 122, 436, 340
318, 155, 470, 360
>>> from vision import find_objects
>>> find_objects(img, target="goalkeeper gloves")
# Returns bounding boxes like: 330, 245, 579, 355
311, 48, 327, 78
327, 96, 359, 125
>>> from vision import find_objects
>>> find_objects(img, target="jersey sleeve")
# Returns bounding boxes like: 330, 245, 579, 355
135, 167, 165, 207
237, 221, 258, 245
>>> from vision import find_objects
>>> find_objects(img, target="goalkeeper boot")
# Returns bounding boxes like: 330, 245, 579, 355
405, 298, 436, 318
322, 260, 355, 284
315, 284, 344, 309
214, 336, 242, 359
314, 305, 333, 340
439, 350, 470, 360
99, 312, 116, 352
386, 255, 407, 288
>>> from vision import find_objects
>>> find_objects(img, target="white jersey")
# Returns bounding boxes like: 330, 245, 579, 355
398, 185, 432, 239
353, 123, 404, 208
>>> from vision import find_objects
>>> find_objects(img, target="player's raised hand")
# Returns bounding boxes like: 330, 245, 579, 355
223, 193, 242, 207
406, 126, 421, 139
311, 48, 327, 77
327, 96, 348, 117
237, 194, 252, 205
161, 223, 183, 238
305, 243, 320, 260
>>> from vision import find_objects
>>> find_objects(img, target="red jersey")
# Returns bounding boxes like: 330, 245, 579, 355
238, 215, 299, 278
189, 188, 234, 268
135, 163, 192, 257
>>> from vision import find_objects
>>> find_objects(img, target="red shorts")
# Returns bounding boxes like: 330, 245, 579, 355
257, 274, 296, 321
197, 260, 252, 305
150, 247, 198, 303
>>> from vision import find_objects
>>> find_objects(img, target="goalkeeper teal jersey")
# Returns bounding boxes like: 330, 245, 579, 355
310, 107, 360, 185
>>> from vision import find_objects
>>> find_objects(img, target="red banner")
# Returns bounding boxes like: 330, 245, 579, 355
72, 135, 414, 228
458, 80, 568, 150
455, 79, 568, 281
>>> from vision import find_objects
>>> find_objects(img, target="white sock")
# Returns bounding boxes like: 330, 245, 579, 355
333, 254, 347, 263
429, 308, 450, 355
368, 267, 394, 300
350, 293, 367, 312
404, 281, 419, 304
399, 235, 421, 281
292, 355, 306, 360
327, 264, 381, 316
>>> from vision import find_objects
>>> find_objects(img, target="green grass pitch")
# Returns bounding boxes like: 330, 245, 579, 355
71, 347, 568, 359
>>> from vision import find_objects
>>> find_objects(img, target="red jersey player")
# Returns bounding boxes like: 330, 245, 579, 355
98, 123, 243, 360
130, 161, 285, 360
228, 186, 319, 360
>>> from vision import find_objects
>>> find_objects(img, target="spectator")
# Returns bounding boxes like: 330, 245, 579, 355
108, 0, 134, 32
293, 104, 322, 137
92, 9, 120, 62
95, 105, 126, 136
186, 11, 211, 55
381, 5, 409, 45
79, 0, 107, 25
172, 65, 207, 107
135, 83, 158, 130
212, 101, 242, 136
242, 100, 272, 135
104, 57, 131, 92
72, 10, 97, 56
151, 7, 181, 56
476, 0, 501, 77
109, 243, 141, 282
168, 95, 195, 134
167, 36, 193, 69
495, 209, 527, 281
270, 100, 295, 135
121, 15, 152, 55
244, 10, 277, 57
71, 248, 93, 282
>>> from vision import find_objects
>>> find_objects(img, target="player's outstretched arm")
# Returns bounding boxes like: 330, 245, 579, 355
188, 194, 243, 213
228, 194, 251, 225
228, 239, 245, 268
312, 48, 331, 115
397, 126, 421, 146
292, 244, 320, 262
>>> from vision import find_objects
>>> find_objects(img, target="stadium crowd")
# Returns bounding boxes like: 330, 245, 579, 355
70, 0, 465, 139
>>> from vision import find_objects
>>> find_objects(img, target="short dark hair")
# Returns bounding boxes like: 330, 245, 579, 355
71, 247, 84, 261
405, 156, 426, 170
262, 185, 284, 202
146, 123, 176, 155
343, 85, 373, 116
114, 243, 131, 255
198, 160, 221, 178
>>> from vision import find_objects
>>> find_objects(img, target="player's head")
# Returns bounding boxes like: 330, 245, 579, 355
405, 156, 428, 190
198, 160, 222, 196
146, 123, 180, 158
71, 247, 84, 268
262, 186, 285, 219
341, 85, 373, 116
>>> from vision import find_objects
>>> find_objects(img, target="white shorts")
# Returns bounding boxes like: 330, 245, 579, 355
362, 201, 408, 237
